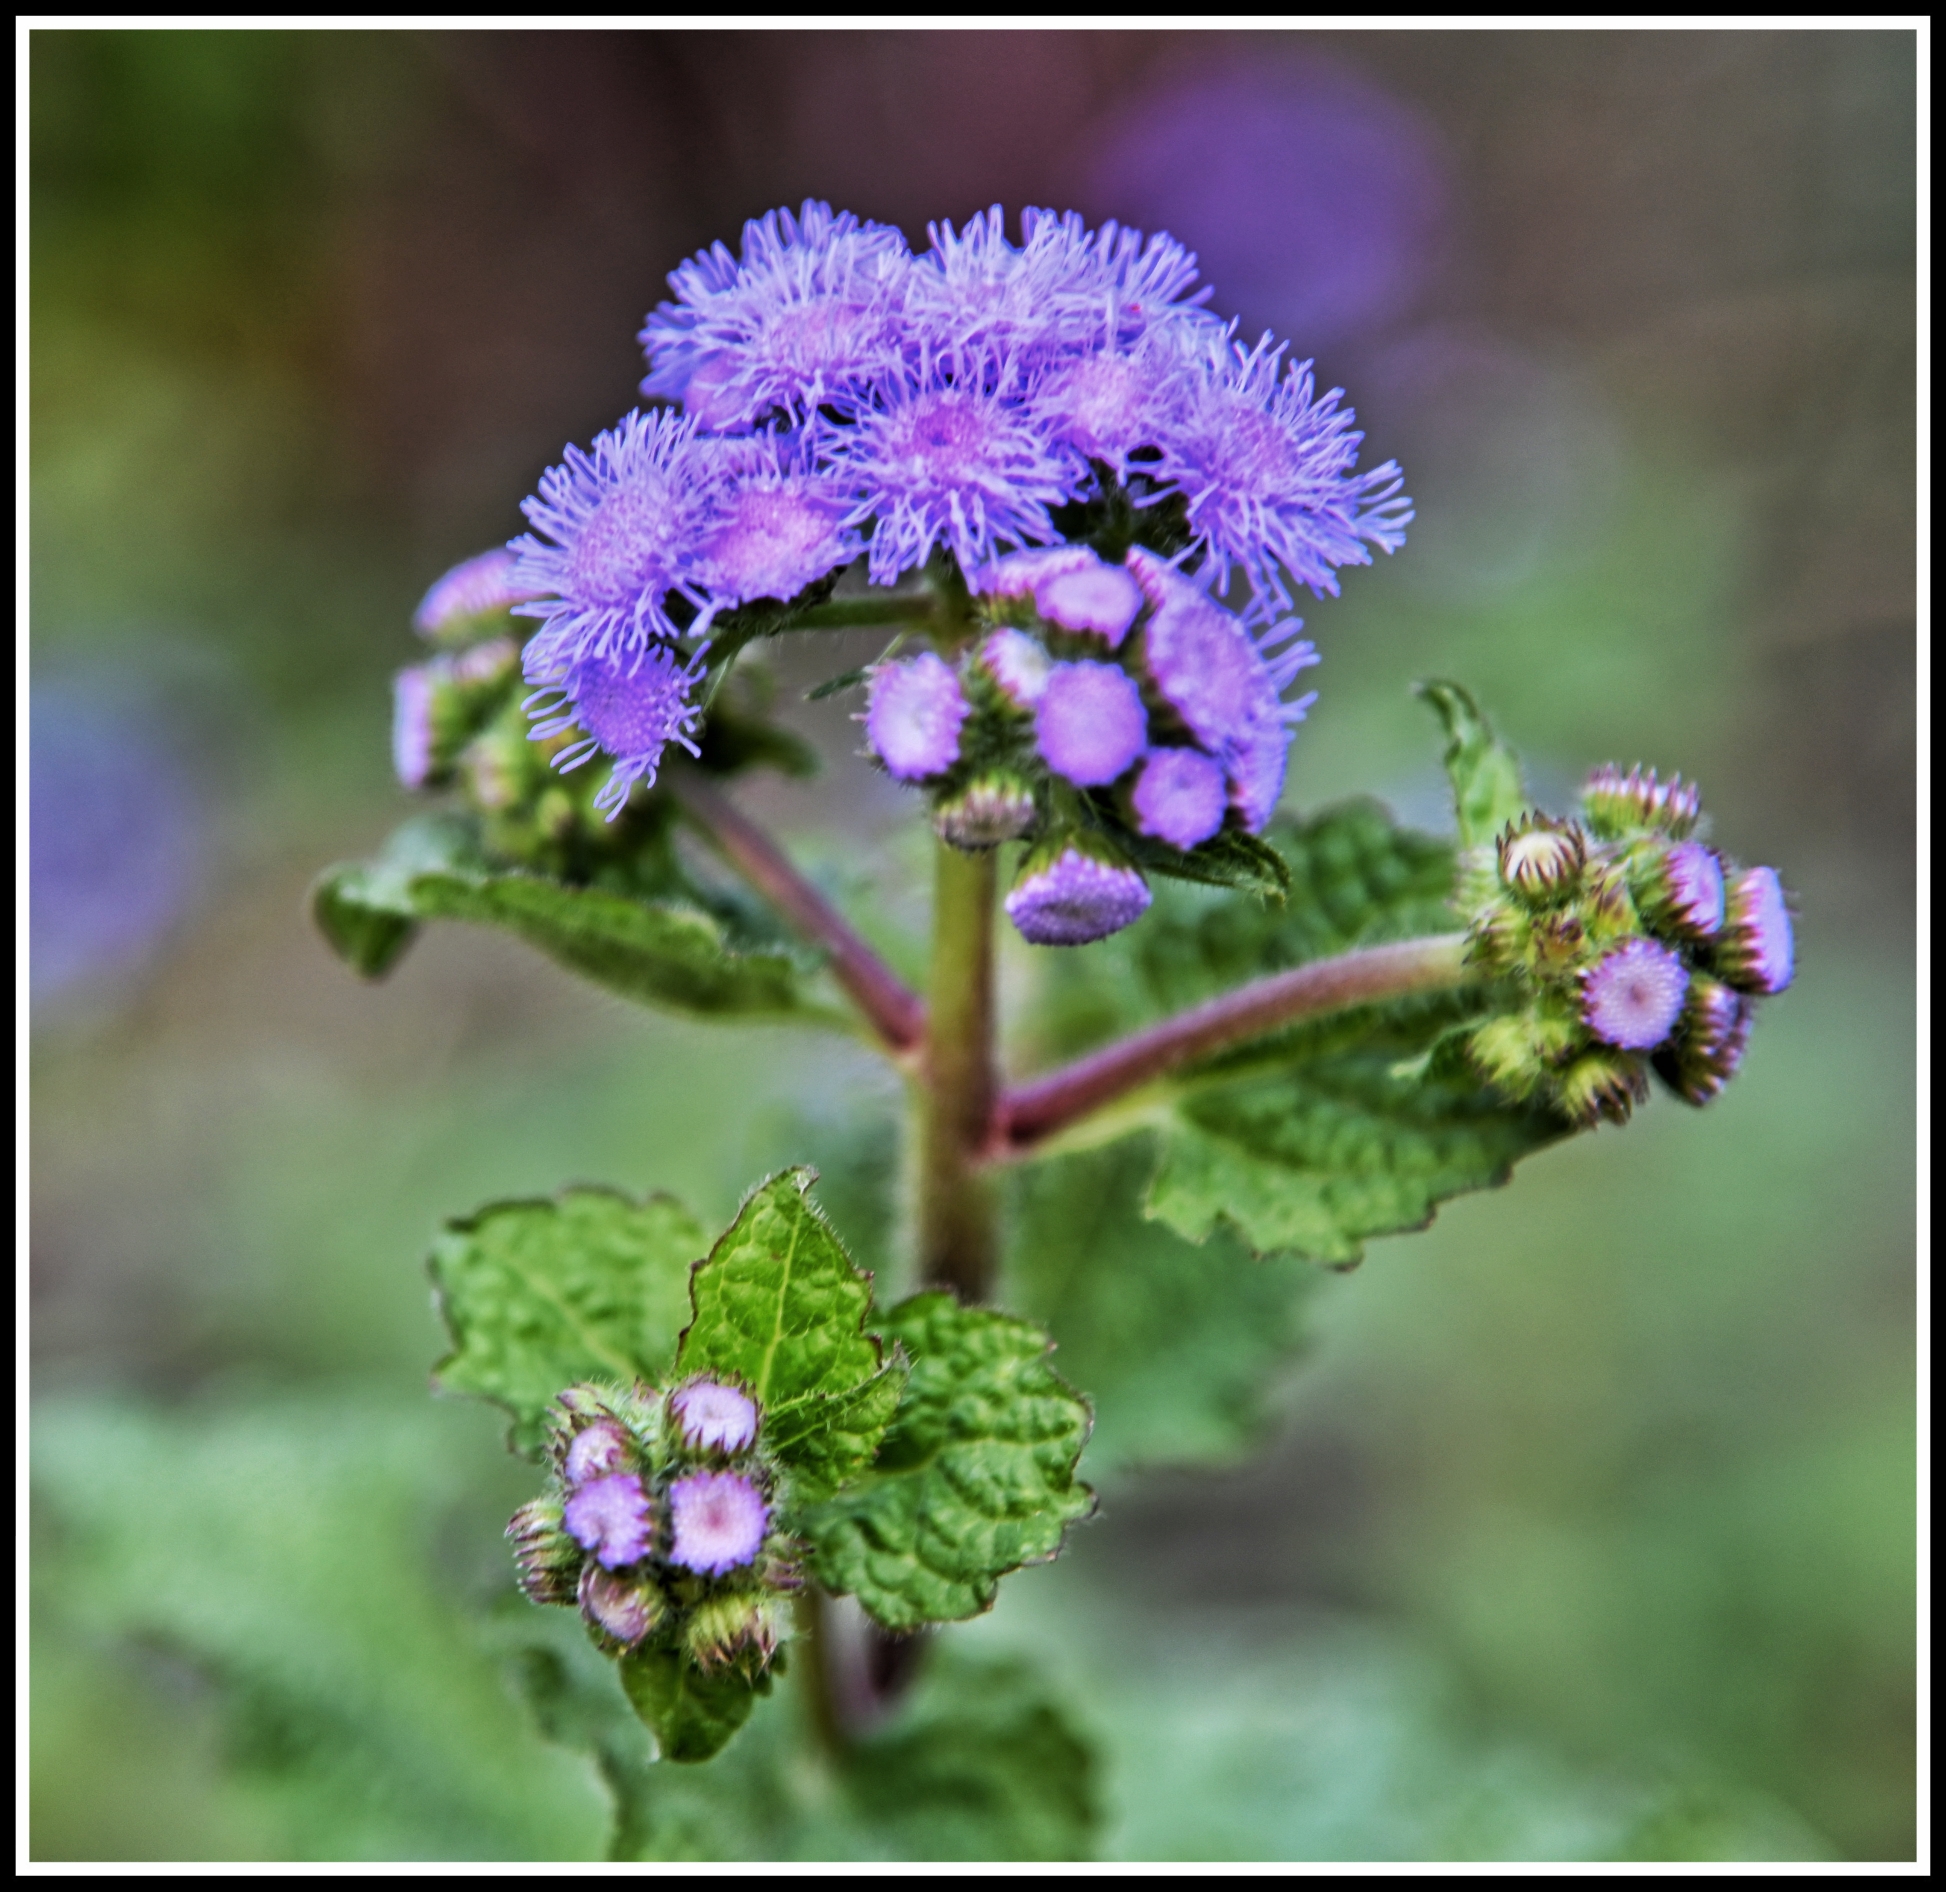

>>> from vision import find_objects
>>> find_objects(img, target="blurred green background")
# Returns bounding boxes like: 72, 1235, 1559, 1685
29, 28, 1916, 1862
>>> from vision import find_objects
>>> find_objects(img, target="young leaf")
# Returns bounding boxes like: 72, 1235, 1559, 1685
676, 1169, 900, 1496
616, 1646, 771, 1766
314, 812, 835, 1024
1416, 678, 1528, 847
1118, 826, 1293, 902
801, 1293, 1094, 1631
431, 1187, 707, 1456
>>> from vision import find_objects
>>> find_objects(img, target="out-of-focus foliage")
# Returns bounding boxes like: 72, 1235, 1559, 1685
32, 26, 1914, 1865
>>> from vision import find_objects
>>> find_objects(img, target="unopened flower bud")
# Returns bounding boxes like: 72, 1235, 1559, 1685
865, 653, 969, 781
1652, 974, 1754, 1106
507, 1498, 580, 1607
413, 548, 543, 646
1556, 1049, 1650, 1127
684, 1592, 786, 1674
1466, 904, 1528, 977
563, 1418, 634, 1486
1468, 1014, 1547, 1098
1716, 866, 1794, 995
1034, 662, 1148, 787
1496, 815, 1584, 906
978, 630, 1052, 711
669, 1379, 760, 1454
1580, 938, 1689, 1050
1131, 748, 1228, 850
1581, 763, 1702, 840
563, 1472, 655, 1570
1633, 840, 1726, 939
579, 1563, 663, 1647
392, 639, 522, 791
668, 1471, 770, 1576
934, 774, 1038, 850
1004, 836, 1153, 947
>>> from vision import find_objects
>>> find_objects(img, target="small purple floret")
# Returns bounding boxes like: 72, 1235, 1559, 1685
668, 1471, 770, 1575
392, 666, 435, 790
1664, 842, 1726, 937
526, 643, 708, 819
670, 1380, 759, 1454
1005, 848, 1154, 946
1132, 748, 1228, 849
977, 544, 1143, 647
1035, 662, 1148, 786
980, 629, 1052, 709
1582, 939, 1690, 1050
563, 1419, 633, 1486
1723, 865, 1794, 995
413, 548, 541, 638
563, 1472, 654, 1570
1127, 547, 1286, 762
693, 462, 861, 606
866, 653, 969, 781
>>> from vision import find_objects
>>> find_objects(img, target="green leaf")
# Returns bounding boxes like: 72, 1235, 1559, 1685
431, 1187, 707, 1457
314, 813, 834, 1024
801, 1293, 1094, 1631
1118, 825, 1293, 901
1008, 1141, 1321, 1473
675, 1169, 896, 1496
1028, 800, 1564, 1268
1416, 678, 1528, 847
616, 1646, 771, 1766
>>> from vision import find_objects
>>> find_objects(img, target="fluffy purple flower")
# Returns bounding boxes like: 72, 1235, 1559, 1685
1122, 546, 1298, 834
413, 548, 543, 640
668, 1471, 770, 1576
578, 1565, 660, 1646
1154, 334, 1411, 607
1005, 845, 1154, 946
979, 543, 1146, 647
978, 629, 1052, 710
510, 409, 717, 672
563, 1472, 654, 1569
1034, 662, 1148, 787
1581, 938, 1690, 1050
564, 1419, 634, 1486
1132, 748, 1228, 849
526, 643, 708, 819
392, 665, 436, 790
640, 201, 912, 429
865, 653, 969, 781
829, 356, 1080, 584
670, 1380, 759, 1454
692, 436, 863, 605
1718, 866, 1794, 995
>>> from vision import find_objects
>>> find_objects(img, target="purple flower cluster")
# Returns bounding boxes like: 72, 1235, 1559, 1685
478, 200, 1405, 821
510, 1377, 783, 1664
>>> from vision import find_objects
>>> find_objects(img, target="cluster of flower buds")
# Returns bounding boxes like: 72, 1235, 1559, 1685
1461, 764, 1795, 1125
506, 1375, 796, 1678
861, 542, 1320, 945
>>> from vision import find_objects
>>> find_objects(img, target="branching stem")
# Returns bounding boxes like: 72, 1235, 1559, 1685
992, 933, 1475, 1156
668, 769, 926, 1056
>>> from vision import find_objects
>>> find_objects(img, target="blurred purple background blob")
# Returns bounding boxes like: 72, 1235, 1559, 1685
31, 682, 205, 1006
1083, 52, 1449, 350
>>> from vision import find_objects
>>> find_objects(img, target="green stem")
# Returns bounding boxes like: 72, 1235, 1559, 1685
917, 841, 1000, 1300
787, 595, 934, 632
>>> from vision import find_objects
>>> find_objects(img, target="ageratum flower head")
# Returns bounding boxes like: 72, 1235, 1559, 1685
525, 642, 708, 819
509, 408, 718, 672
692, 433, 863, 605
641, 201, 912, 431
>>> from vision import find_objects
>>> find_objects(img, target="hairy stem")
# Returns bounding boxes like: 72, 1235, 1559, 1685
994, 932, 1475, 1155
917, 841, 1000, 1299
669, 769, 926, 1055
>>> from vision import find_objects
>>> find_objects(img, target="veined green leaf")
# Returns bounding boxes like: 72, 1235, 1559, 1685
1416, 678, 1528, 848
616, 1646, 772, 1766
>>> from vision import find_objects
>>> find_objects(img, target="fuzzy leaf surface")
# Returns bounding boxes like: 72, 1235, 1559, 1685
1416, 678, 1528, 847
431, 1187, 706, 1456
801, 1293, 1094, 1630
314, 812, 829, 1022
676, 1169, 897, 1495
616, 1646, 770, 1766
